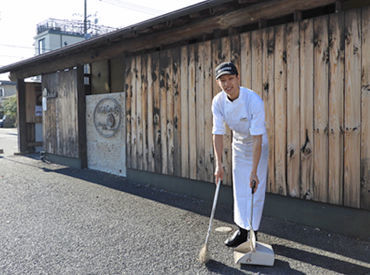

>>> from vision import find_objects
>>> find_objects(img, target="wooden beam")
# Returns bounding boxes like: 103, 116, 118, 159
8, 0, 336, 79
77, 66, 87, 168
16, 79, 27, 153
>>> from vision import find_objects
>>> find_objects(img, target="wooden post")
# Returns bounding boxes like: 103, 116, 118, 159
141, 55, 148, 171
286, 22, 300, 198
344, 9, 361, 208
262, 27, 275, 193
180, 46, 189, 178
188, 44, 197, 180
166, 49, 174, 175
16, 78, 27, 153
328, 13, 344, 205
159, 50, 168, 175
130, 57, 137, 169
313, 16, 329, 203
251, 29, 263, 98
221, 36, 233, 185
204, 40, 214, 182
146, 54, 155, 173
299, 19, 314, 200
361, 7, 370, 210
152, 52, 162, 174
136, 55, 143, 170
196, 42, 206, 181
124, 57, 132, 169
274, 24, 287, 196
172, 47, 181, 177
77, 66, 87, 168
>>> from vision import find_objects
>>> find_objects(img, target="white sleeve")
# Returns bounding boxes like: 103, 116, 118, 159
249, 96, 266, 136
212, 97, 225, 135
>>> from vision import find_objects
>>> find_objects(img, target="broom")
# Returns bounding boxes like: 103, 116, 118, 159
198, 179, 221, 264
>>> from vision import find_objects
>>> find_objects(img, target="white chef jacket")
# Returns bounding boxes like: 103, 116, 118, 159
212, 86, 269, 230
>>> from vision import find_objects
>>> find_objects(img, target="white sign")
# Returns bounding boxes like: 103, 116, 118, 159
42, 97, 47, 111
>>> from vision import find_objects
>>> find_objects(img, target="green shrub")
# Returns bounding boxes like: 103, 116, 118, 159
1, 95, 17, 127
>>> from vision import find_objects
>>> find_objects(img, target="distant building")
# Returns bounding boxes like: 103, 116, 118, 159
0, 80, 16, 101
34, 18, 117, 55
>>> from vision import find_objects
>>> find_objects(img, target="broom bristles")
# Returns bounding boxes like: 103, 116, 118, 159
198, 244, 209, 264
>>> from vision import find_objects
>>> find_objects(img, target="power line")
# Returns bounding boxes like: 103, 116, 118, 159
99, 0, 164, 16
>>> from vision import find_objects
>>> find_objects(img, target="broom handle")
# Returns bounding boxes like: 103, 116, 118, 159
204, 179, 221, 245
250, 180, 256, 230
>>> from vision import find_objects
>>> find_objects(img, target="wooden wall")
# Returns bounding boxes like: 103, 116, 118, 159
42, 69, 80, 158
123, 7, 369, 210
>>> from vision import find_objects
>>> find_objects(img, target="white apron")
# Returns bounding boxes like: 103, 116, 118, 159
223, 96, 269, 231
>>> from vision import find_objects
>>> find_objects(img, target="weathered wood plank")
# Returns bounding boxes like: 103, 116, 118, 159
166, 50, 174, 175
159, 51, 168, 174
211, 38, 223, 183
361, 6, 370, 210
124, 57, 132, 169
76, 66, 87, 168
313, 15, 329, 203
180, 46, 189, 178
251, 29, 263, 97
204, 40, 214, 183
130, 57, 137, 169
172, 47, 182, 177
230, 34, 241, 85
300, 19, 314, 200
286, 22, 300, 198
91, 60, 110, 94
240, 32, 252, 88
16, 79, 27, 153
262, 27, 275, 193
56, 69, 79, 158
344, 9, 361, 208
221, 36, 233, 185
328, 12, 344, 205
212, 38, 223, 99
136, 55, 143, 170
188, 44, 197, 180
146, 54, 155, 172
274, 24, 287, 196
152, 52, 162, 173
196, 42, 206, 181
110, 56, 125, 93
141, 54, 148, 171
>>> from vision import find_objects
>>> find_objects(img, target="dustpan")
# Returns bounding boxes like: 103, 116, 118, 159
233, 181, 275, 266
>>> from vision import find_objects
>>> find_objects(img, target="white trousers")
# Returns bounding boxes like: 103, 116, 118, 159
232, 136, 269, 231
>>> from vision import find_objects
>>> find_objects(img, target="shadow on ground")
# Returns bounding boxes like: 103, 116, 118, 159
5, 153, 370, 273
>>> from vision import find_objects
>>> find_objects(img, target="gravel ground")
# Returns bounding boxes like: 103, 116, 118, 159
0, 129, 369, 274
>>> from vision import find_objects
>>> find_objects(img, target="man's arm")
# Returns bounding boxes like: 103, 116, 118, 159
213, 134, 224, 184
250, 135, 262, 191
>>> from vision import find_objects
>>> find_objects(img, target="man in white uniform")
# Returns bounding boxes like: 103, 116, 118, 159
212, 62, 269, 247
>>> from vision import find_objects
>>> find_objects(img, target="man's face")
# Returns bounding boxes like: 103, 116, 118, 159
216, 74, 240, 100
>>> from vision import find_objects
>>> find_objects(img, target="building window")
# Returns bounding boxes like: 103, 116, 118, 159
38, 38, 45, 54
0, 88, 4, 97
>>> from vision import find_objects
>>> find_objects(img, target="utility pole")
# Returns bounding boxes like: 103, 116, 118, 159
84, 0, 87, 37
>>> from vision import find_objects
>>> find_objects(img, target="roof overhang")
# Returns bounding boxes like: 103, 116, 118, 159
0, 0, 337, 80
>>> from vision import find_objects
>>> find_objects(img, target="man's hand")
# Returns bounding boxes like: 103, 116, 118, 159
250, 173, 259, 193
214, 165, 224, 185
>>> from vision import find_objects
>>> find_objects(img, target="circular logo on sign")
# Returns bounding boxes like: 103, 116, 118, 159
93, 97, 122, 138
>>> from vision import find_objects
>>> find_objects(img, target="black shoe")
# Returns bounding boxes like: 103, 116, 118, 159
224, 227, 248, 247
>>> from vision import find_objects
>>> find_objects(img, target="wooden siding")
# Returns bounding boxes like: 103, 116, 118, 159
42, 69, 80, 158
124, 8, 369, 209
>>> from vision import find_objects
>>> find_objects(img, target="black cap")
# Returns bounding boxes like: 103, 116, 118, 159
215, 62, 238, 79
